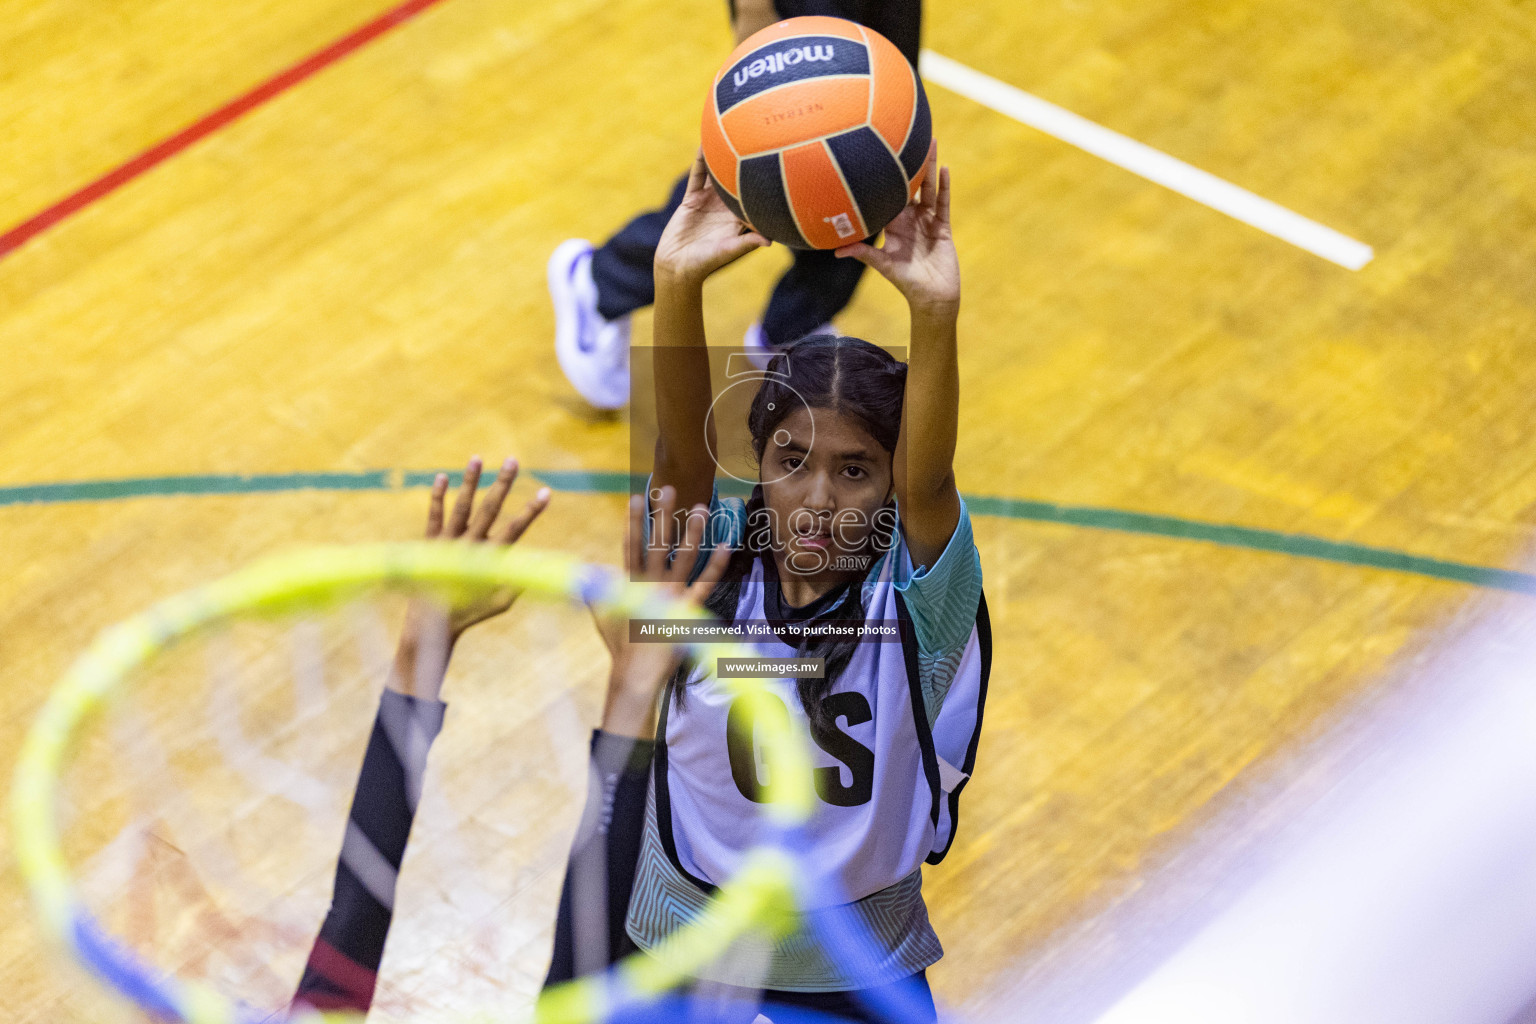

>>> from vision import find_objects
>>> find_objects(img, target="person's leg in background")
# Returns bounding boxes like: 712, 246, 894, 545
752, 247, 867, 352
588, 174, 690, 325
548, 173, 689, 411
550, 0, 765, 411
771, 0, 920, 65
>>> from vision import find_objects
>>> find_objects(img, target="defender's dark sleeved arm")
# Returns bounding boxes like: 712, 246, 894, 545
292, 690, 447, 1013
543, 731, 655, 986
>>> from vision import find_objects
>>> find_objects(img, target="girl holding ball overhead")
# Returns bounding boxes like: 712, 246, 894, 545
618, 141, 989, 1021
551, 0, 927, 409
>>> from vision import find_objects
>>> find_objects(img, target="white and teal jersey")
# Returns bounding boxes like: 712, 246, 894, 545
628, 491, 990, 990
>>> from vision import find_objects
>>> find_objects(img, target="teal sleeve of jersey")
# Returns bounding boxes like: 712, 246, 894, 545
696, 487, 746, 582
893, 498, 983, 721
642, 476, 746, 584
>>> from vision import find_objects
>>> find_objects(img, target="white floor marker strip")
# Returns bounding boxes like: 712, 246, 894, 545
919, 50, 1374, 270
1088, 603, 1536, 1024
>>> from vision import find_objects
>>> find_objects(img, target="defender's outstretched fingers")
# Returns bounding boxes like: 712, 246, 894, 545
937, 166, 951, 223
651, 485, 679, 563
496, 487, 551, 545
448, 457, 483, 537
624, 495, 645, 578
688, 540, 734, 604
425, 473, 450, 538
671, 504, 710, 586
469, 457, 519, 540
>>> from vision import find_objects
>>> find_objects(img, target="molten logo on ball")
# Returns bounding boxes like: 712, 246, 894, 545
732, 45, 837, 90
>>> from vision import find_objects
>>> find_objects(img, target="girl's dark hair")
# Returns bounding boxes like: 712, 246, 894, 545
676, 333, 908, 740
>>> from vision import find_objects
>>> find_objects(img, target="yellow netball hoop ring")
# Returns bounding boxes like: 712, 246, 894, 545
9, 543, 816, 1024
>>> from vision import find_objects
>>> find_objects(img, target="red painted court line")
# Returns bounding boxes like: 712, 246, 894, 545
0, 0, 452, 261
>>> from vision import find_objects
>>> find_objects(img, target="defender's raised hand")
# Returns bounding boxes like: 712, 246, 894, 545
835, 142, 959, 314
391, 457, 551, 700
423, 455, 552, 636
593, 486, 732, 738
654, 155, 771, 286
426, 455, 549, 545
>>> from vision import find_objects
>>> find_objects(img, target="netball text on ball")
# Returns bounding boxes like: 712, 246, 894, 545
732, 46, 837, 90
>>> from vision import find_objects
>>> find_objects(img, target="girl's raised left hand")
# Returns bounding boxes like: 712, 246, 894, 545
592, 486, 732, 737
835, 141, 959, 314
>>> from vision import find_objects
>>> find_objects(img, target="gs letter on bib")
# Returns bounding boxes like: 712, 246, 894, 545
725, 692, 875, 807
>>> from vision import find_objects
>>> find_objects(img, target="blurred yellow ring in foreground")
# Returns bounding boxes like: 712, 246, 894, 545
9, 542, 816, 1024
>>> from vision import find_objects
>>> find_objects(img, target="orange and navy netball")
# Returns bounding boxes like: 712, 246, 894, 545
702, 16, 932, 250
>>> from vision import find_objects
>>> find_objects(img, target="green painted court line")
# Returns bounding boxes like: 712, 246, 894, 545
963, 495, 1536, 595
2, 469, 1532, 595
0, 471, 391, 506
520, 469, 646, 494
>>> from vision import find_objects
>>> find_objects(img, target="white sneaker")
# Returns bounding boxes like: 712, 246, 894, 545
743, 321, 839, 372
550, 239, 631, 410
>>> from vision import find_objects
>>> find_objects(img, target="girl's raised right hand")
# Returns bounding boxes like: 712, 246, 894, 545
654, 155, 770, 286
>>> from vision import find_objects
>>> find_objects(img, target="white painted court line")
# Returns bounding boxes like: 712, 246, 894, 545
919, 50, 1374, 270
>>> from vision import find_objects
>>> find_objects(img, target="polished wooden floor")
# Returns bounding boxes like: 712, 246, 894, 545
3, 0, 1535, 1019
